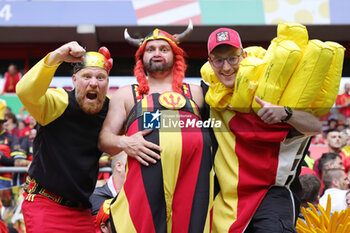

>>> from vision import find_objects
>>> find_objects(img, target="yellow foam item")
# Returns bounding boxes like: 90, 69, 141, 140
200, 61, 219, 85
244, 46, 266, 59
230, 57, 266, 113
275, 22, 309, 51
310, 42, 345, 117
252, 39, 302, 112
200, 61, 232, 108
205, 82, 233, 109
279, 40, 334, 110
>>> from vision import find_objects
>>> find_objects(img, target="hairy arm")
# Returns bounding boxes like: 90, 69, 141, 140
255, 96, 322, 135
98, 86, 162, 166
16, 41, 85, 126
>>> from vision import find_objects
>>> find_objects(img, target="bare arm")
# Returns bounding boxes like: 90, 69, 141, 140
255, 96, 322, 135
98, 86, 162, 166
189, 83, 204, 110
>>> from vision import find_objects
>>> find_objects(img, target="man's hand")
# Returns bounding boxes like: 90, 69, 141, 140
14, 159, 31, 167
46, 41, 86, 66
121, 129, 162, 166
255, 96, 287, 124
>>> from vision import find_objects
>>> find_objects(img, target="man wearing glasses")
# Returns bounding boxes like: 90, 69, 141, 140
202, 28, 322, 232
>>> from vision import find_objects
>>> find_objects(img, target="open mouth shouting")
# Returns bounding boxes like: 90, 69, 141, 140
86, 91, 98, 100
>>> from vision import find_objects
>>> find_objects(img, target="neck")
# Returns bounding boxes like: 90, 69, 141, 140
329, 147, 341, 154
147, 70, 174, 94
112, 173, 124, 192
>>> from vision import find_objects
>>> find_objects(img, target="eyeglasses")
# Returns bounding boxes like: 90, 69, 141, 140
209, 49, 243, 68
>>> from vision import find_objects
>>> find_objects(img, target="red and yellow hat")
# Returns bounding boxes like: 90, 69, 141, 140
74, 47, 113, 73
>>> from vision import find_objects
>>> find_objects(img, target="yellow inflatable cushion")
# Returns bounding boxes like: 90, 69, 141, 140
275, 22, 309, 51
279, 40, 334, 110
310, 42, 345, 117
252, 39, 302, 112
244, 46, 266, 59
230, 56, 266, 113
200, 61, 219, 85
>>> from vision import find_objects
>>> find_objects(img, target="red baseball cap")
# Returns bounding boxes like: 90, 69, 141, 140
207, 28, 242, 54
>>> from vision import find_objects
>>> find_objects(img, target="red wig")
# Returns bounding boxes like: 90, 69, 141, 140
134, 40, 187, 95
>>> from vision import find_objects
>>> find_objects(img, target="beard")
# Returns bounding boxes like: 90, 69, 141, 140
144, 57, 173, 75
75, 87, 106, 114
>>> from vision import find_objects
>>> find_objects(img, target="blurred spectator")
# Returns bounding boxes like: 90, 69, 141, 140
0, 101, 26, 188
337, 120, 348, 131
98, 153, 111, 181
18, 115, 36, 138
346, 190, 350, 207
326, 115, 338, 132
3, 113, 20, 138
16, 120, 25, 134
300, 153, 317, 176
299, 174, 321, 221
2, 64, 21, 94
4, 107, 12, 116
96, 199, 113, 233
19, 129, 36, 162
12, 129, 36, 186
336, 83, 350, 118
325, 129, 343, 154
310, 134, 326, 145
319, 168, 349, 213
18, 106, 26, 123
90, 152, 127, 214
90, 151, 127, 233
317, 152, 344, 179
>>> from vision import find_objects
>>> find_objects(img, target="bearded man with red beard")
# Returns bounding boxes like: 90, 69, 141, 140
16, 41, 113, 233
99, 23, 214, 233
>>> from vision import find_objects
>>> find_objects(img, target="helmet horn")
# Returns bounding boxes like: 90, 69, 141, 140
124, 29, 143, 47
173, 19, 193, 44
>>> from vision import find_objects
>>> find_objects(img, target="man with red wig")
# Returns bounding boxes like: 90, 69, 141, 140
17, 41, 113, 232
99, 23, 214, 232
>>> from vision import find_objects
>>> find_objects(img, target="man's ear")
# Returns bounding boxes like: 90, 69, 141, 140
242, 50, 248, 59
100, 222, 107, 232
115, 161, 123, 172
332, 178, 340, 188
72, 74, 77, 88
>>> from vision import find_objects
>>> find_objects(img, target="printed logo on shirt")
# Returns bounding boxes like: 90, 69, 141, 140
143, 110, 161, 129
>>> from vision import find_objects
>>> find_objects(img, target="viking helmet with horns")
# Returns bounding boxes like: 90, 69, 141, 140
126, 21, 193, 95
124, 20, 193, 47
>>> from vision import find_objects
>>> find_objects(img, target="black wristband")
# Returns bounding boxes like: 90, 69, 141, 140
281, 106, 293, 123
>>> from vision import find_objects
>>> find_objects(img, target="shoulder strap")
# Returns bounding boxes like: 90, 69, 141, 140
131, 84, 143, 104
182, 83, 192, 99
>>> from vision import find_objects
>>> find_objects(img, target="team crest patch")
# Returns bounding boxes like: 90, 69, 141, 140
159, 92, 186, 110
216, 31, 230, 42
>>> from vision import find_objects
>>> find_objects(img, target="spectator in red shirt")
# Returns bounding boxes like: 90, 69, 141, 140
2, 64, 21, 93
3, 112, 20, 138
19, 114, 36, 137
336, 83, 350, 118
